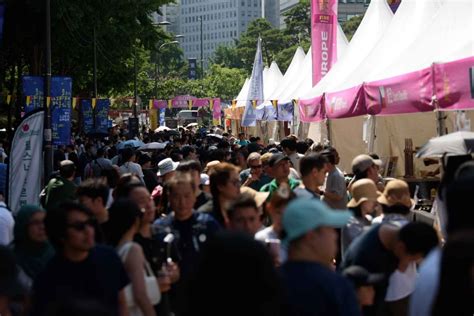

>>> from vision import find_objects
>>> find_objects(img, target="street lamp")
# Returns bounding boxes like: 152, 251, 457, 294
154, 40, 180, 99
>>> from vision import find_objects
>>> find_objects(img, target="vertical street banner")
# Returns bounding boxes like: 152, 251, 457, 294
149, 107, 158, 130
159, 108, 166, 126
94, 99, 110, 134
51, 77, 72, 145
23, 76, 44, 113
81, 99, 94, 134
8, 109, 44, 215
242, 38, 264, 127
311, 0, 338, 86
188, 58, 197, 80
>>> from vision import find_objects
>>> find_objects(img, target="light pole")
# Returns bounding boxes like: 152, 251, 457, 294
200, 16, 203, 77
154, 40, 180, 99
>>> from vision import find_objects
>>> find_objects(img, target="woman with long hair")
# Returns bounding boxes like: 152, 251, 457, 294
107, 199, 158, 316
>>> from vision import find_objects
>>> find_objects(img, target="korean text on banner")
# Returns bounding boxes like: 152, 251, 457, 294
8, 110, 44, 215
22, 76, 44, 113
51, 77, 72, 145
242, 38, 264, 127
81, 99, 94, 134
94, 99, 110, 134
311, 0, 338, 86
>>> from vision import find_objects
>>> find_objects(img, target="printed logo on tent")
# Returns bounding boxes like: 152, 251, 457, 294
470, 67, 474, 99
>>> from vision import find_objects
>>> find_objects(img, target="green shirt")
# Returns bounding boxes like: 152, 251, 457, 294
44, 176, 77, 210
259, 178, 301, 199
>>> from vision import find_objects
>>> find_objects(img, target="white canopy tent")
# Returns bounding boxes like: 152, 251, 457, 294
235, 78, 250, 107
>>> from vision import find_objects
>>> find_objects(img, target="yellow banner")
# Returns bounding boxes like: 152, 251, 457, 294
271, 100, 278, 108
209, 98, 214, 111
251, 100, 257, 109
167, 100, 172, 109
46, 97, 51, 108
149, 99, 154, 110
6, 95, 11, 105
187, 99, 193, 110
26, 96, 31, 105
72, 97, 77, 109
92, 98, 97, 109
231, 100, 237, 111
149, 108, 158, 130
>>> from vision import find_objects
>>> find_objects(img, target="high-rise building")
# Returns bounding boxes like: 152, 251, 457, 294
159, 0, 279, 69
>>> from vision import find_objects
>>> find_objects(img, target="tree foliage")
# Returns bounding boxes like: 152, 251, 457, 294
342, 14, 364, 41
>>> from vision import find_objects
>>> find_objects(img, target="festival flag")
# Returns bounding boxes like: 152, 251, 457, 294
242, 38, 264, 127
271, 100, 278, 108
91, 98, 97, 109
72, 97, 77, 109
6, 94, 11, 105
149, 99, 153, 110
311, 0, 338, 86
209, 98, 214, 111
46, 97, 51, 108
26, 96, 31, 106
167, 99, 172, 109
231, 100, 237, 111
187, 99, 193, 110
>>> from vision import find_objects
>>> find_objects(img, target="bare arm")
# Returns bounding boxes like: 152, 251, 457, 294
124, 244, 157, 316
118, 289, 130, 316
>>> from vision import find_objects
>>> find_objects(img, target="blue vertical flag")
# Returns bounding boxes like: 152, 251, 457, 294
94, 99, 110, 134
51, 77, 72, 145
241, 38, 264, 127
23, 76, 44, 113
81, 99, 94, 134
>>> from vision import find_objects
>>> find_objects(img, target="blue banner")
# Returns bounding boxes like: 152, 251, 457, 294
81, 99, 94, 134
94, 99, 110, 134
277, 102, 294, 122
262, 105, 277, 121
23, 76, 44, 113
159, 108, 165, 126
51, 77, 72, 145
0, 4, 4, 43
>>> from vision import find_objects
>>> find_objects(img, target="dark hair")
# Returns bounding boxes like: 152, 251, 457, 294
348, 206, 363, 218
105, 199, 143, 247
432, 231, 474, 316
121, 148, 135, 163
381, 204, 411, 216
45, 202, 94, 250
299, 153, 328, 177
59, 162, 76, 179
209, 149, 226, 162
209, 163, 239, 224
177, 159, 202, 173
320, 148, 337, 165
77, 178, 109, 207
280, 138, 297, 152
296, 141, 309, 155
113, 174, 145, 199
137, 153, 151, 166
96, 147, 105, 158
446, 174, 474, 235
187, 231, 282, 316
398, 222, 438, 256
227, 194, 258, 220
170, 150, 183, 162
181, 145, 196, 159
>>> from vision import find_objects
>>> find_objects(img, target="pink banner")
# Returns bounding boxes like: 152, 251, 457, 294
434, 56, 474, 110
212, 99, 221, 119
311, 0, 338, 86
324, 85, 366, 119
299, 95, 325, 122
364, 67, 434, 115
153, 96, 221, 120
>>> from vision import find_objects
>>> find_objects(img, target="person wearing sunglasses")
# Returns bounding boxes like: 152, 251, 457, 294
31, 202, 129, 316
241, 153, 272, 191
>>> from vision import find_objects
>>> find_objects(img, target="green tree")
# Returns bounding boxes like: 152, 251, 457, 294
202, 65, 247, 101
210, 45, 243, 69
342, 14, 364, 41
282, 0, 311, 46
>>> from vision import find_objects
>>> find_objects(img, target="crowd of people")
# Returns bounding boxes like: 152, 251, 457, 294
0, 125, 473, 316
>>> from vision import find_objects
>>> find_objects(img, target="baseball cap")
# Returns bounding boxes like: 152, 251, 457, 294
352, 154, 382, 174
268, 153, 290, 167
282, 199, 352, 245
342, 266, 384, 288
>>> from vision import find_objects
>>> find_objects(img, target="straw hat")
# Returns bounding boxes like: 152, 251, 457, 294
377, 179, 414, 208
347, 179, 379, 208
240, 186, 269, 208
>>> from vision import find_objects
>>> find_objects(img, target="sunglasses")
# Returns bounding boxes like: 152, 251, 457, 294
66, 219, 96, 231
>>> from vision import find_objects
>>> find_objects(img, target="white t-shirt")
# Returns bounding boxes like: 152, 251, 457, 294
385, 262, 417, 301
0, 202, 14, 245
255, 226, 287, 264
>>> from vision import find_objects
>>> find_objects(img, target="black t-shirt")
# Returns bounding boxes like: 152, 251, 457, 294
31, 245, 129, 316
340, 224, 399, 315
279, 261, 361, 316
